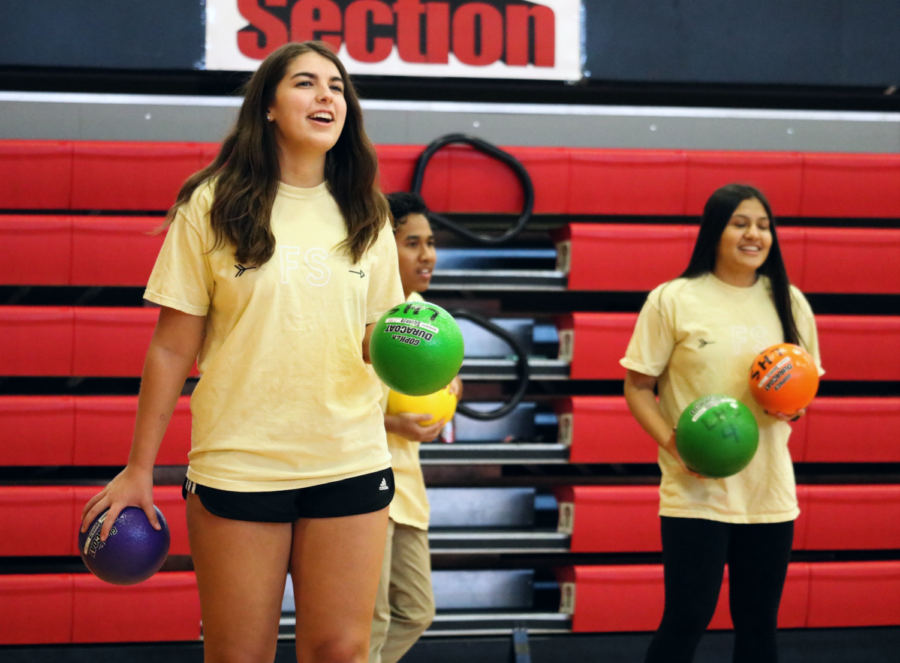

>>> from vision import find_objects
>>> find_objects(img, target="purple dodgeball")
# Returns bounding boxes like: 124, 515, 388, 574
78, 506, 170, 585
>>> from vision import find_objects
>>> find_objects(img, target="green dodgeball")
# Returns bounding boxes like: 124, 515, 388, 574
370, 302, 465, 396
675, 395, 759, 479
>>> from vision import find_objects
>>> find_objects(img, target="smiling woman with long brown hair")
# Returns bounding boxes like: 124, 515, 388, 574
80, 41, 404, 663
622, 184, 824, 663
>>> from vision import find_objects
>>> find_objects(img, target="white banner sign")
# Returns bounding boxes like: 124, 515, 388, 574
206, 0, 582, 80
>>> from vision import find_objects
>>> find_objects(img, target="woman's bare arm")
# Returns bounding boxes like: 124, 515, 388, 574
362, 323, 375, 364
624, 369, 699, 476
81, 306, 206, 538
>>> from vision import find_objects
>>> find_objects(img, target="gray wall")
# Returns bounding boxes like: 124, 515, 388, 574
1, 93, 898, 153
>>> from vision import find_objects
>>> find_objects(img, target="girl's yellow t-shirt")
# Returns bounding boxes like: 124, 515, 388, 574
621, 273, 823, 524
145, 181, 405, 492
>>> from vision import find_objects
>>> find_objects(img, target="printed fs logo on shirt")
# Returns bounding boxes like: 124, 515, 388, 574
205, 0, 582, 80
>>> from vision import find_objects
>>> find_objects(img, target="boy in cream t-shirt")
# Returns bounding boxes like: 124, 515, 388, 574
369, 192, 462, 663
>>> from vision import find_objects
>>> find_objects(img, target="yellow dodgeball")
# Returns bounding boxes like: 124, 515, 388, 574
387, 386, 458, 426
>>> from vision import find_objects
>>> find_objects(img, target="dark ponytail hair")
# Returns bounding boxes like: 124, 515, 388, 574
164, 41, 388, 266
681, 184, 801, 346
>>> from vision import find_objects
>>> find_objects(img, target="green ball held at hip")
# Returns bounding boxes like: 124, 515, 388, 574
675, 395, 759, 479
370, 302, 465, 396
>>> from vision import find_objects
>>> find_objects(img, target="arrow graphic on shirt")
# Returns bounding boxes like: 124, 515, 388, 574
234, 264, 258, 277
349, 269, 366, 278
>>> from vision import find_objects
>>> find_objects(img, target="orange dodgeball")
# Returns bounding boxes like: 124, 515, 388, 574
748, 343, 819, 416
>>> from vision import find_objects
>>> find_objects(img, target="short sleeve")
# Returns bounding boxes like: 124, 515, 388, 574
620, 288, 676, 377
365, 219, 405, 324
144, 190, 215, 316
791, 286, 825, 377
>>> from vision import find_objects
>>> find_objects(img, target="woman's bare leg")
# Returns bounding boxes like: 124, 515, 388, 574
292, 507, 390, 663
187, 493, 293, 663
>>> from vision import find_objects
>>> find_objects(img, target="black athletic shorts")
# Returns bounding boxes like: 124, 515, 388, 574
181, 468, 395, 523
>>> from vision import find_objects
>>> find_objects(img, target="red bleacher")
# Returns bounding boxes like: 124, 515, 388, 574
3, 307, 897, 382
558, 313, 900, 381
6, 218, 899, 296
5, 562, 896, 643
0, 307, 203, 378
798, 485, 900, 551
0, 486, 189, 557
0, 141, 207, 212
0, 215, 72, 285
557, 396, 900, 464
7, 395, 897, 468
3, 481, 896, 568
800, 397, 900, 462
3, 140, 900, 217
555, 561, 900, 633
2, 138, 899, 645
554, 484, 900, 554
0, 396, 191, 466
555, 396, 659, 464
0, 215, 164, 287
0, 572, 200, 644
557, 224, 900, 294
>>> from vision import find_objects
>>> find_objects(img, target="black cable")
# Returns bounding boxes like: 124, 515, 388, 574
450, 309, 529, 421
411, 133, 535, 245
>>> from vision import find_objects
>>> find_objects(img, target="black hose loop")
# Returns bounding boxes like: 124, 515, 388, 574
411, 134, 535, 245
451, 308, 529, 421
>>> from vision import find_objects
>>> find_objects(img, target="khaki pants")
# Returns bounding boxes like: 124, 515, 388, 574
369, 518, 435, 663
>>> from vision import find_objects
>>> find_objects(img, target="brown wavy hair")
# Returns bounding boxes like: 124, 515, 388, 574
165, 41, 389, 265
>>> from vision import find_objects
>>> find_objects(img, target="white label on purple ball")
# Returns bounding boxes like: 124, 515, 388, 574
83, 511, 122, 557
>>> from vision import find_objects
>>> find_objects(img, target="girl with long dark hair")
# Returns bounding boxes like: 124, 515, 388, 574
81, 42, 404, 662
622, 184, 823, 663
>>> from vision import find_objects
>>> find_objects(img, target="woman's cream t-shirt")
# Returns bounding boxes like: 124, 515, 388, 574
145, 181, 405, 492
621, 274, 823, 524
